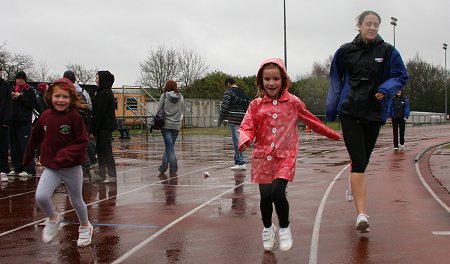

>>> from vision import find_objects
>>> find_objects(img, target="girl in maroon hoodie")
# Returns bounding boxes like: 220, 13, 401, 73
23, 78, 93, 247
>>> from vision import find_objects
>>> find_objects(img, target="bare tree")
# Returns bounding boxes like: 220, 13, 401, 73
311, 55, 333, 78
3, 53, 36, 81
66, 63, 98, 84
0, 42, 10, 70
138, 46, 178, 93
177, 47, 208, 88
36, 60, 50, 82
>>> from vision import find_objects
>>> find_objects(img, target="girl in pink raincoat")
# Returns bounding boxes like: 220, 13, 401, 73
238, 58, 340, 252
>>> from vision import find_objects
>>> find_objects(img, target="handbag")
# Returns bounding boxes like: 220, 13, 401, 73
153, 93, 166, 130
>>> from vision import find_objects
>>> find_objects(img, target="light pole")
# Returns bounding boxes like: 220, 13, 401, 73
390, 17, 397, 47
444, 43, 448, 119
283, 0, 287, 70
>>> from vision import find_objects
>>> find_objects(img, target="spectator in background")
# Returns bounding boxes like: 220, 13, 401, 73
0, 67, 12, 182
9, 71, 37, 177
91, 71, 118, 183
218, 77, 250, 171
387, 89, 410, 150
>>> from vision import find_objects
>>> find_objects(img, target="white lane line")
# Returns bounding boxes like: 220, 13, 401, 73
432, 231, 450, 235
0, 162, 231, 238
309, 164, 350, 264
415, 162, 450, 214
111, 180, 249, 264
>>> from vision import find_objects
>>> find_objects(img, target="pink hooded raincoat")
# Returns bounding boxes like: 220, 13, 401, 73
238, 58, 340, 184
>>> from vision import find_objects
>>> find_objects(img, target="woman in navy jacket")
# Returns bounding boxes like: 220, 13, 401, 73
387, 90, 410, 150
326, 10, 409, 233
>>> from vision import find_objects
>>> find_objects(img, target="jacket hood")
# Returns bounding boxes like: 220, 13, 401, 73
97, 71, 114, 90
166, 91, 181, 103
256, 58, 291, 97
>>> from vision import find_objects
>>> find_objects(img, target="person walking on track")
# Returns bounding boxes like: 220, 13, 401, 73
387, 89, 410, 150
239, 58, 340, 252
23, 78, 93, 247
326, 10, 409, 233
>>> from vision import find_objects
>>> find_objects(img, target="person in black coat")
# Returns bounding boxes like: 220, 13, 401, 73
91, 71, 118, 183
0, 67, 12, 180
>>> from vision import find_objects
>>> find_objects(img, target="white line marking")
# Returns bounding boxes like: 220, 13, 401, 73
432, 231, 450, 235
415, 162, 450, 214
111, 180, 249, 264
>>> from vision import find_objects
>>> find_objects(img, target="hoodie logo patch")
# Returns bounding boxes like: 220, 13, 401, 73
375, 58, 384, 63
60, 125, 71, 134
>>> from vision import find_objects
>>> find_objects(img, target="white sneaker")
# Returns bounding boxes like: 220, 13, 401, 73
77, 222, 93, 247
400, 144, 405, 148
356, 214, 370, 233
262, 224, 277, 251
1, 173, 8, 182
18, 171, 31, 177
42, 215, 62, 243
345, 188, 354, 202
393, 147, 399, 151
230, 164, 246, 170
8, 170, 17, 176
279, 226, 293, 251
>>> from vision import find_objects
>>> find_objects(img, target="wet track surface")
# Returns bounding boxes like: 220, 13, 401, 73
1, 124, 449, 263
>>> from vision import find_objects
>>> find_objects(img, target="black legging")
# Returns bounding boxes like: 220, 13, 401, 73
259, 178, 289, 228
96, 130, 117, 179
340, 114, 382, 173
392, 118, 406, 148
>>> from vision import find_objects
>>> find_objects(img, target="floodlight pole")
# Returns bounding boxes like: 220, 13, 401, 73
283, 0, 287, 70
444, 43, 448, 119
390, 17, 398, 47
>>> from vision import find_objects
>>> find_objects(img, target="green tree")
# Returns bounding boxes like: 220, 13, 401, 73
405, 54, 447, 112
184, 71, 228, 99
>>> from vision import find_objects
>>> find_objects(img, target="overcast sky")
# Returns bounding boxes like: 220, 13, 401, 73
2, 0, 449, 87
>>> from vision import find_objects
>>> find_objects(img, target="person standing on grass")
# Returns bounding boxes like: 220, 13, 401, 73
239, 58, 340, 252
218, 77, 250, 171
23, 78, 93, 247
326, 10, 409, 233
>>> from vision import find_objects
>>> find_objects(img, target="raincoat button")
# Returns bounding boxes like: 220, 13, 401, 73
273, 100, 277, 105
272, 128, 277, 133
267, 155, 272, 161
272, 113, 278, 119
271, 142, 275, 147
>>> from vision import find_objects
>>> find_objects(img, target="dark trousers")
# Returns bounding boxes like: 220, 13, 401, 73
0, 126, 10, 173
259, 178, 289, 228
96, 130, 117, 179
340, 115, 381, 173
392, 118, 406, 148
10, 124, 35, 174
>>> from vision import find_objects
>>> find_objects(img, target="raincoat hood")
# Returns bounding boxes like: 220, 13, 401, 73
166, 91, 181, 103
97, 71, 115, 91
256, 58, 291, 97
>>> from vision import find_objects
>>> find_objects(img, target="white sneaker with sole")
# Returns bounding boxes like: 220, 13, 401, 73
279, 226, 293, 251
230, 164, 246, 170
8, 170, 17, 176
42, 215, 62, 243
262, 224, 277, 251
356, 213, 370, 233
345, 188, 354, 202
77, 222, 93, 247
18, 171, 31, 177
1, 173, 8, 182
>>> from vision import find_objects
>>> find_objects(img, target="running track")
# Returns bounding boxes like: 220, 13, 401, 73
0, 124, 449, 263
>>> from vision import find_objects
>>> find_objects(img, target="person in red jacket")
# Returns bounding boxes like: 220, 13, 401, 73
238, 58, 341, 252
23, 78, 93, 247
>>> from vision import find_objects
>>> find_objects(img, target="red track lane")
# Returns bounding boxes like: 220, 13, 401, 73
0, 125, 449, 264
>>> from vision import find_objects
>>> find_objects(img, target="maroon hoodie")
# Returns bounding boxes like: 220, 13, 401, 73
24, 108, 88, 169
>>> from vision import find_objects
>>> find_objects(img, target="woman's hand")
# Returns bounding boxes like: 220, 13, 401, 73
375, 92, 385, 100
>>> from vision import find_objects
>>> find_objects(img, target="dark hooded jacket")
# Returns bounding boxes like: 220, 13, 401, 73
90, 71, 118, 135
0, 77, 12, 126
326, 34, 409, 123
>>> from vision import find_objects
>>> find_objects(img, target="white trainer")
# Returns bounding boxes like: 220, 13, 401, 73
77, 222, 93, 247
356, 214, 370, 233
345, 188, 354, 202
400, 144, 405, 148
1, 172, 8, 182
279, 226, 293, 251
42, 215, 62, 243
230, 164, 246, 170
8, 170, 17, 176
262, 224, 277, 251
18, 171, 31, 177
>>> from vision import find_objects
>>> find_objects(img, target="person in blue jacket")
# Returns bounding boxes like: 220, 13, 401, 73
387, 90, 410, 150
326, 10, 409, 233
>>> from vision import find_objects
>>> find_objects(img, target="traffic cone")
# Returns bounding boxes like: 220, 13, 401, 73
304, 126, 311, 132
